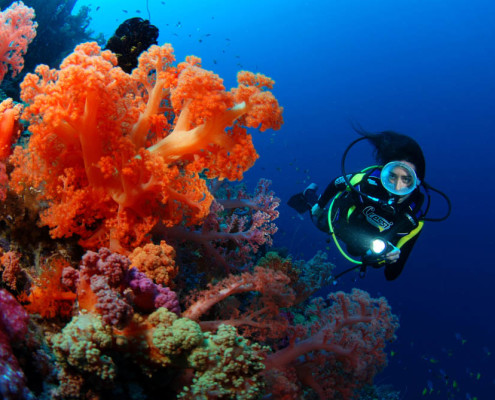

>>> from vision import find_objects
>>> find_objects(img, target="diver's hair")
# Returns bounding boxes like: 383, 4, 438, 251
353, 126, 426, 181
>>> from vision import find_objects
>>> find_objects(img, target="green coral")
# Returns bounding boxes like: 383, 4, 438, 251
151, 308, 203, 357
180, 324, 266, 400
51, 313, 116, 381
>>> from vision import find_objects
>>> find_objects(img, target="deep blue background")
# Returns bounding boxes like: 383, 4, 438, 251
78, 0, 495, 397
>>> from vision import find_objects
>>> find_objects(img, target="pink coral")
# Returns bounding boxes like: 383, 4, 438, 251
183, 266, 294, 342
264, 289, 399, 399
0, 1, 37, 83
159, 179, 280, 271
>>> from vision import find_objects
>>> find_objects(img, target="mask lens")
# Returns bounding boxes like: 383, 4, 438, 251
381, 162, 418, 196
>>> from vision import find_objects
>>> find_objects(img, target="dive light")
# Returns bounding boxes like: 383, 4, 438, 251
363, 238, 395, 263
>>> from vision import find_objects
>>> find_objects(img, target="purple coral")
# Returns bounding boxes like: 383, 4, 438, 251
71, 249, 180, 326
78, 248, 133, 327
127, 267, 180, 315
0, 289, 34, 400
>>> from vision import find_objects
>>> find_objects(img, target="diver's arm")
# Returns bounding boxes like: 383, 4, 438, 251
384, 230, 421, 281
317, 177, 348, 208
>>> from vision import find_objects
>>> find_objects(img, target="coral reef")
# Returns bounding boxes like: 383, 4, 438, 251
0, 27, 400, 399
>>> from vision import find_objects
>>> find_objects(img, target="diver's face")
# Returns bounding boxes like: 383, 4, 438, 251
388, 161, 417, 201
387, 162, 415, 192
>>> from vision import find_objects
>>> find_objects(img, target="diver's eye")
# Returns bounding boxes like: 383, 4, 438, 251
401, 176, 412, 185
388, 173, 398, 182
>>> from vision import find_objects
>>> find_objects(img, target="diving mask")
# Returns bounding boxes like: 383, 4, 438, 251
380, 161, 419, 196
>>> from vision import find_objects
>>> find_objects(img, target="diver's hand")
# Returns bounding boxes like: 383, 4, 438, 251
311, 204, 324, 218
384, 244, 400, 263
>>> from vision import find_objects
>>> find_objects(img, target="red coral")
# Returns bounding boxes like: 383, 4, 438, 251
0, 161, 7, 200
10, 42, 283, 253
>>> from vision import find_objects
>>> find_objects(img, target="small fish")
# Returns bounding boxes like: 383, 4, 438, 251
439, 368, 449, 382
136, 10, 141, 13
161, 1, 165, 4
96, 6, 100, 11
122, 9, 128, 13
454, 333, 467, 344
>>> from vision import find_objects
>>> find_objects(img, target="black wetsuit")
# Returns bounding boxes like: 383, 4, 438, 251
313, 168, 424, 280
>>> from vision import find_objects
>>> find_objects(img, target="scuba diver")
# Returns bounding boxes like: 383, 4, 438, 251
288, 129, 451, 281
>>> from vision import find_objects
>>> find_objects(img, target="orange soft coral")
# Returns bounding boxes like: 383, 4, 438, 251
11, 42, 283, 252
0, 250, 22, 290
0, 1, 37, 83
0, 98, 22, 161
128, 241, 178, 287
20, 257, 76, 319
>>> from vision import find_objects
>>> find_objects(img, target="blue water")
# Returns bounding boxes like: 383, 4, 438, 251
78, 0, 495, 398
